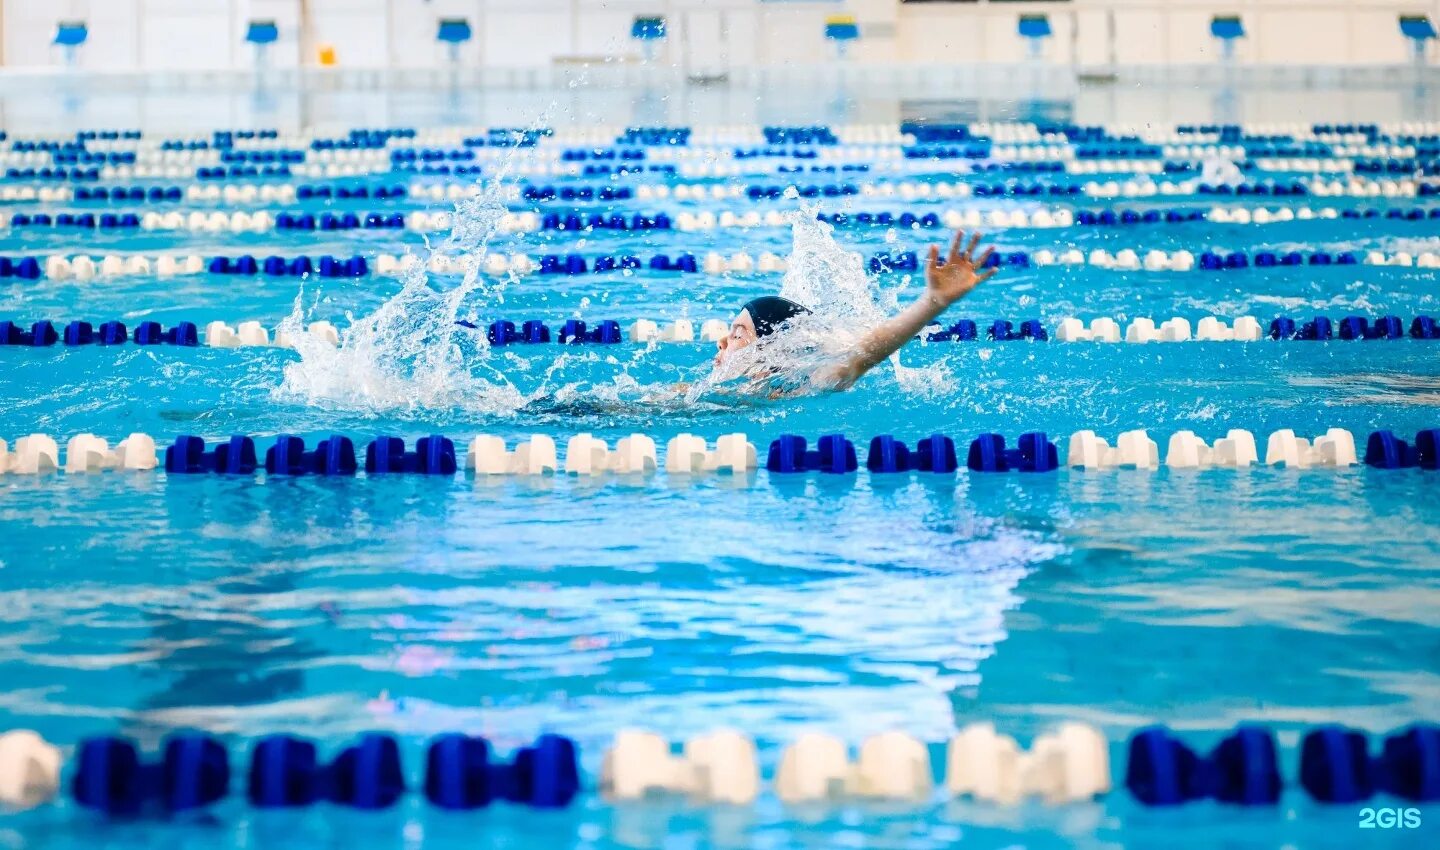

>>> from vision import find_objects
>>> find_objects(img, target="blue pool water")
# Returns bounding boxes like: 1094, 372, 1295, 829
2, 82, 1439, 848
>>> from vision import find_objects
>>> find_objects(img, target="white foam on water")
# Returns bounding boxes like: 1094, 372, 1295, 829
275, 164, 961, 418
273, 178, 529, 416
690, 207, 959, 402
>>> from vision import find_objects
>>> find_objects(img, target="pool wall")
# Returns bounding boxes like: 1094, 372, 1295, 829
1, 0, 1437, 75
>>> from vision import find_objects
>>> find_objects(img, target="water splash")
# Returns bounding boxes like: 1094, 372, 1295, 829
273, 164, 529, 417
692, 205, 958, 400
275, 178, 959, 419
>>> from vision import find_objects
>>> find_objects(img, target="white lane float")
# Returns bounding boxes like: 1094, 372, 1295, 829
947, 722, 1109, 804
664, 433, 757, 474
775, 731, 933, 803
466, 435, 559, 476
0, 730, 61, 810
601, 729, 760, 804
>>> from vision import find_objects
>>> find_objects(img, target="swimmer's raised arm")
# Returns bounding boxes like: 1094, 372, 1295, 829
814, 230, 996, 389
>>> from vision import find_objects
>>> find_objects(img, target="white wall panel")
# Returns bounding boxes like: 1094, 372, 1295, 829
480, 0, 570, 68
2, 0, 1439, 71
757, 7, 828, 66
139, 0, 231, 71
1074, 9, 1113, 66
5, 0, 77, 67
483, 13, 569, 67
309, 0, 389, 68
387, 0, 484, 69
1346, 7, 1420, 64
3, 0, 143, 69
1112, 9, 1167, 65
1164, 10, 1235, 64
679, 8, 725, 74
574, 6, 642, 61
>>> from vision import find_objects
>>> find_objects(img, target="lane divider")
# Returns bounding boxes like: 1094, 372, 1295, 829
9, 120, 1439, 153
0, 320, 340, 348
1090, 176, 1435, 198
4, 210, 441, 234
868, 248, 1440, 274
1128, 725, 1440, 805
0, 317, 704, 348
7, 205, 1440, 242
65, 732, 577, 814
3, 429, 1437, 478
6, 315, 1437, 350
27, 254, 375, 280
0, 183, 411, 204
19, 241, 1440, 281
3, 723, 1435, 814
1, 151, 1427, 189
5, 123, 1438, 159
13, 175, 1424, 205
281, 154, 1435, 181
1057, 315, 1439, 341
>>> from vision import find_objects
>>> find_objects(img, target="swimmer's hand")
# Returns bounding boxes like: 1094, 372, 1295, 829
924, 230, 998, 307
814, 230, 997, 390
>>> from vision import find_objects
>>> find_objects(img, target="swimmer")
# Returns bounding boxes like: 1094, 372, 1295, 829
713, 230, 998, 392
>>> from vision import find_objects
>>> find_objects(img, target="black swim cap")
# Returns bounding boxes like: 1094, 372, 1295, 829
741, 296, 811, 337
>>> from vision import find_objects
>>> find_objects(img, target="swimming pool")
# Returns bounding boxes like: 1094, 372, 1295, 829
1, 79, 1439, 849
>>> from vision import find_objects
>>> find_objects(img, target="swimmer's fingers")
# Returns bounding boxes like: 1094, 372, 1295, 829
965, 231, 984, 263
947, 230, 965, 264
974, 246, 996, 272
927, 243, 942, 272
976, 263, 1000, 286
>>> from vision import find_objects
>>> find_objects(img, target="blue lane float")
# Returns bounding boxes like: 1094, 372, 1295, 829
865, 434, 959, 473
0, 320, 197, 346
1300, 726, 1374, 803
818, 211, 943, 229
165, 434, 456, 477
73, 735, 230, 815
557, 320, 623, 344
365, 435, 458, 475
72, 732, 579, 815
966, 432, 1059, 472
747, 183, 859, 199
1363, 429, 1440, 469
264, 434, 359, 476
165, 435, 260, 474
5, 212, 141, 229
486, 319, 553, 345
164, 434, 455, 476
295, 184, 407, 199
531, 253, 701, 275
0, 320, 58, 346
765, 434, 858, 474
522, 184, 634, 202
1128, 724, 1440, 806
274, 212, 406, 231
1125, 726, 1279, 806
424, 733, 579, 809
0, 258, 43, 279
1298, 725, 1440, 803
195, 166, 294, 180
539, 212, 671, 231
766, 432, 1056, 474
208, 254, 369, 278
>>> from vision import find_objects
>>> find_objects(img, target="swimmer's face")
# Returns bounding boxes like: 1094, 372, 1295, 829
713, 309, 758, 368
